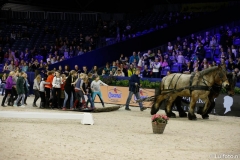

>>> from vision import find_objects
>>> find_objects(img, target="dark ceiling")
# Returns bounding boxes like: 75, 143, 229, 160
4, 0, 231, 13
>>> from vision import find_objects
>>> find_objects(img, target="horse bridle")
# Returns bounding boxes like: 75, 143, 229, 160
202, 69, 228, 87
217, 69, 229, 86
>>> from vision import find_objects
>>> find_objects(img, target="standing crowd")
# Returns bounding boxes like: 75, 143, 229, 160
1, 69, 109, 111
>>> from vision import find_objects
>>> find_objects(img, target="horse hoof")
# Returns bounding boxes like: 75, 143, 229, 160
202, 114, 209, 119
167, 112, 176, 118
188, 117, 197, 120
188, 113, 197, 120
179, 112, 187, 117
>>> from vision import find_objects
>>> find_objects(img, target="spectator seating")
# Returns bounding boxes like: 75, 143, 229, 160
160, 67, 170, 78
171, 64, 180, 73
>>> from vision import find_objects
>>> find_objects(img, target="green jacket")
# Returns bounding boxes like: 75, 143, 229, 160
16, 76, 25, 94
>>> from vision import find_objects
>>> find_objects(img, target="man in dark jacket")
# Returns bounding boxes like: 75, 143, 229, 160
125, 68, 147, 111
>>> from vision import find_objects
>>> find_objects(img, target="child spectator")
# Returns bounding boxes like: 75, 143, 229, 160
39, 77, 50, 108
60, 74, 67, 109
72, 73, 86, 110
44, 70, 54, 108
91, 75, 108, 107
32, 74, 41, 107
52, 70, 63, 109
1, 71, 15, 107
161, 58, 169, 68
13, 72, 26, 107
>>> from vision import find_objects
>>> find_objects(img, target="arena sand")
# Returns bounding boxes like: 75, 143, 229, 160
0, 96, 240, 160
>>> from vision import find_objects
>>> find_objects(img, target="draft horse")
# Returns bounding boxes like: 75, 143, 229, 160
151, 65, 229, 120
164, 72, 237, 119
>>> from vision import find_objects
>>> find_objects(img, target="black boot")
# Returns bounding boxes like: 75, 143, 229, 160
45, 99, 49, 108
40, 102, 45, 109
32, 102, 37, 107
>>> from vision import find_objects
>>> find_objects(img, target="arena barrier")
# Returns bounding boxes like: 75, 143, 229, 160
94, 86, 240, 117
0, 111, 94, 125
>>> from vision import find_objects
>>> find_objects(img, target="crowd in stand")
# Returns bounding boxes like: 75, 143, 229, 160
0, 11, 205, 64
1, 25, 240, 80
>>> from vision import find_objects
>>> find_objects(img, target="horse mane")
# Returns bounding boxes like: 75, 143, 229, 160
199, 66, 219, 77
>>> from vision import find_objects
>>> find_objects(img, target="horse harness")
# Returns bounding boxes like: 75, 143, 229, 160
161, 69, 228, 95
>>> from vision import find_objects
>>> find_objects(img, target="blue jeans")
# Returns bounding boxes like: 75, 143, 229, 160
63, 91, 73, 108
1, 83, 5, 95
92, 91, 105, 107
125, 91, 143, 109
86, 93, 94, 108
15, 94, 25, 105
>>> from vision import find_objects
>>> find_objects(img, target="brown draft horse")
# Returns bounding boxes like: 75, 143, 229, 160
151, 65, 230, 120
164, 72, 237, 119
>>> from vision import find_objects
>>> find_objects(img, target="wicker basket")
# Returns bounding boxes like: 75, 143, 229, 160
152, 122, 167, 134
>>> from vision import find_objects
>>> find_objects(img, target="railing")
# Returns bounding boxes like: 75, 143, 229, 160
28, 11, 45, 20
12, 11, 28, 19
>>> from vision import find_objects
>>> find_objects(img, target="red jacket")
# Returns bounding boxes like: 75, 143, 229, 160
45, 74, 54, 89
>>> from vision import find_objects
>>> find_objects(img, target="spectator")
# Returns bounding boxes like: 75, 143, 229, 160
234, 68, 240, 80
44, 70, 54, 108
103, 63, 111, 76
110, 61, 117, 74
62, 70, 77, 110
209, 36, 218, 60
150, 57, 161, 78
161, 58, 169, 68
200, 58, 209, 69
2, 62, 9, 73
226, 48, 236, 60
91, 75, 108, 107
13, 72, 26, 107
137, 56, 144, 70
127, 64, 136, 77
195, 42, 205, 64
142, 65, 151, 78
167, 42, 173, 54
8, 61, 15, 72
227, 58, 236, 71
0, 73, 7, 95
119, 54, 125, 63
1, 71, 15, 107
82, 66, 88, 75
114, 69, 125, 77
21, 62, 28, 72
129, 51, 139, 64
74, 65, 81, 74
32, 74, 41, 107
182, 61, 193, 74
63, 65, 70, 76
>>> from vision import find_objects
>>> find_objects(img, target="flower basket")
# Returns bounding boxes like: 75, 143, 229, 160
151, 114, 169, 134
152, 122, 167, 134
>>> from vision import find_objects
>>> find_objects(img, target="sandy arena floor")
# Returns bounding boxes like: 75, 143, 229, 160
0, 96, 240, 160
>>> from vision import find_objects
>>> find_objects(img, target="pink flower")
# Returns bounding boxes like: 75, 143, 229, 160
152, 114, 160, 120
151, 114, 169, 124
